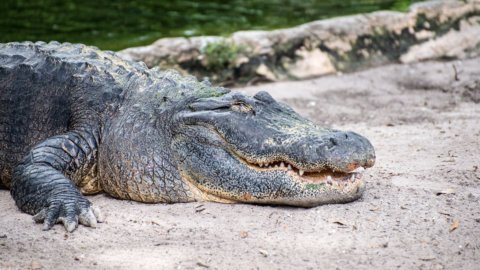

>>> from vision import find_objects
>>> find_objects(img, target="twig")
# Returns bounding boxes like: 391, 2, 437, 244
452, 64, 460, 81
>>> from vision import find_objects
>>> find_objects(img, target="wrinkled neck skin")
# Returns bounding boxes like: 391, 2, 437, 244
97, 74, 230, 203
98, 72, 375, 207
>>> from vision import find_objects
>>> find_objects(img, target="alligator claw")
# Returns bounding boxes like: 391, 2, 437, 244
79, 208, 97, 228
32, 196, 102, 232
91, 205, 105, 223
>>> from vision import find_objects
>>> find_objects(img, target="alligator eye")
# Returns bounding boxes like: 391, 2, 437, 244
231, 101, 254, 114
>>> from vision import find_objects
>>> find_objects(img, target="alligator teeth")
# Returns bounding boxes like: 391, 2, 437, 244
280, 162, 285, 168
274, 165, 278, 168
350, 174, 355, 182
327, 175, 332, 181
287, 164, 292, 170
259, 163, 264, 167
351, 166, 365, 173
299, 170, 304, 176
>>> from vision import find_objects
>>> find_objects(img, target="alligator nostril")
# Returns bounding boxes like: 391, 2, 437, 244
329, 137, 338, 146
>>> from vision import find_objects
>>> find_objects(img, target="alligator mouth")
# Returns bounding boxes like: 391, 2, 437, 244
188, 126, 367, 191
235, 154, 365, 188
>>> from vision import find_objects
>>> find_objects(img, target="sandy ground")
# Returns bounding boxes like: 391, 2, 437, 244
1, 58, 479, 270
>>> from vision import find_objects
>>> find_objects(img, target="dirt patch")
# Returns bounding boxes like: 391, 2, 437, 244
1, 58, 480, 269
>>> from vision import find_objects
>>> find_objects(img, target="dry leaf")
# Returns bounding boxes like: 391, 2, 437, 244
240, 231, 249, 238
449, 220, 459, 232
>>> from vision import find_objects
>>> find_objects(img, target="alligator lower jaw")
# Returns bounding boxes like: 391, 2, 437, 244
242, 158, 365, 187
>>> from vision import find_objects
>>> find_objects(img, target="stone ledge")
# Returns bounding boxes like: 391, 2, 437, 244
118, 0, 480, 85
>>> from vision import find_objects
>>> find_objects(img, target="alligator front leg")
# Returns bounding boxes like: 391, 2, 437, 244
10, 130, 103, 232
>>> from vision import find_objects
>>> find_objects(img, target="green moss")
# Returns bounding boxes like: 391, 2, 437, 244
202, 40, 245, 71
327, 26, 416, 71
305, 183, 325, 190
196, 87, 227, 98
273, 38, 304, 58
316, 10, 480, 73
414, 14, 462, 36
414, 11, 480, 35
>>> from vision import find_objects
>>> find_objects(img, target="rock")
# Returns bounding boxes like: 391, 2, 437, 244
288, 48, 336, 79
401, 19, 480, 63
118, 0, 480, 85
258, 249, 269, 257
255, 64, 276, 81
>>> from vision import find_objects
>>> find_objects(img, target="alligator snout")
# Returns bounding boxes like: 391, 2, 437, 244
317, 131, 375, 172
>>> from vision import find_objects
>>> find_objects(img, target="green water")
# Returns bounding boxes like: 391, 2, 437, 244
0, 0, 421, 51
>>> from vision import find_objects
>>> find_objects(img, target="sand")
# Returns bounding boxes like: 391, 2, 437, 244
1, 57, 479, 270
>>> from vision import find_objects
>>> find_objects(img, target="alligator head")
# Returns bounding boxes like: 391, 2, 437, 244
101, 72, 375, 207
171, 86, 375, 207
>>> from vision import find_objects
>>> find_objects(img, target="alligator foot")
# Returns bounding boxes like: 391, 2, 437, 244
32, 196, 104, 232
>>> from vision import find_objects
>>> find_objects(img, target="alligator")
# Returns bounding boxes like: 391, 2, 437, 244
0, 42, 375, 232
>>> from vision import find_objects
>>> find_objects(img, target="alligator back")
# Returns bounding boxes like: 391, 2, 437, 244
0, 42, 141, 188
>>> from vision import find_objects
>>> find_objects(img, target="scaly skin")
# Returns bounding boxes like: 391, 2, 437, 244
0, 41, 375, 232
